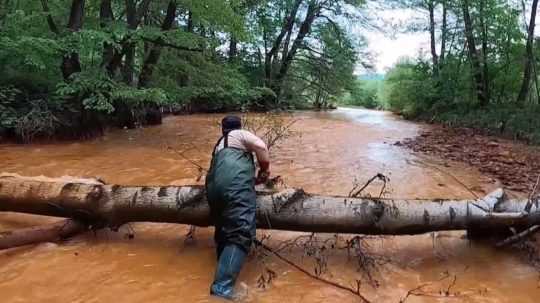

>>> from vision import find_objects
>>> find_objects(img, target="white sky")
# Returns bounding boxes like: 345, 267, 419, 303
353, 8, 430, 74
363, 30, 429, 74
355, 2, 538, 75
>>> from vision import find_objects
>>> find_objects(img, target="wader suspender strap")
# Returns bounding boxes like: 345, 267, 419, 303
212, 131, 230, 157
224, 131, 229, 148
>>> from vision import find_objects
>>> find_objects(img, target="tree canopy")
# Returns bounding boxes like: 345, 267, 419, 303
0, 0, 364, 142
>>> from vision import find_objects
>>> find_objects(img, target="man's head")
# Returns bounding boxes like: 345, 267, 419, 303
221, 115, 241, 135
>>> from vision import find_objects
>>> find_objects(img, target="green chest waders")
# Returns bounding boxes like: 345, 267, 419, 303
205, 132, 256, 299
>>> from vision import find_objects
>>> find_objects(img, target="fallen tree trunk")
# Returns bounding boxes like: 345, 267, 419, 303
0, 174, 539, 235
0, 219, 87, 250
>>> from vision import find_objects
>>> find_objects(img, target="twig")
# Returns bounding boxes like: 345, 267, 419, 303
184, 225, 197, 244
349, 173, 389, 198
496, 225, 540, 247
524, 174, 540, 213
166, 146, 207, 172
400, 273, 466, 302
255, 240, 372, 303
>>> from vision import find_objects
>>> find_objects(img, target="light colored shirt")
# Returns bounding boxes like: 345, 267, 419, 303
215, 129, 270, 168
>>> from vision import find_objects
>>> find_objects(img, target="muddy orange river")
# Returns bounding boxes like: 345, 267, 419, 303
0, 108, 538, 302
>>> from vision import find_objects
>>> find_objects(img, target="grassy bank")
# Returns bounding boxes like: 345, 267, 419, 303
352, 60, 540, 145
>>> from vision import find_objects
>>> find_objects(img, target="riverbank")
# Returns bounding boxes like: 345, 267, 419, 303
398, 125, 540, 193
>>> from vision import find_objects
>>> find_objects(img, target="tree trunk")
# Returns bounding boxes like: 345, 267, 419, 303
0, 219, 87, 250
517, 0, 539, 104
1, 174, 539, 236
462, 0, 488, 106
99, 0, 114, 68
122, 0, 138, 85
105, 0, 152, 78
264, 0, 303, 87
479, 0, 490, 103
273, 2, 319, 100
281, 25, 294, 64
228, 34, 238, 62
440, 0, 447, 65
40, 0, 60, 35
0, 0, 9, 28
186, 11, 193, 32
138, 0, 177, 88
428, 0, 439, 75
61, 0, 85, 80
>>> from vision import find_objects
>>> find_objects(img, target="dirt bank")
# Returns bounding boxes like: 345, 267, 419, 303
398, 125, 540, 193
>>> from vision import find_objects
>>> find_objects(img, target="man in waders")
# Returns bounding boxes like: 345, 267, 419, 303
205, 115, 270, 300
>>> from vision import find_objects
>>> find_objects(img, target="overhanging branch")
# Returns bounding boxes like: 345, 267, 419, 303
141, 37, 203, 52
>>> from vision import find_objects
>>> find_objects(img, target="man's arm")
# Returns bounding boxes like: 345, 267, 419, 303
240, 131, 270, 182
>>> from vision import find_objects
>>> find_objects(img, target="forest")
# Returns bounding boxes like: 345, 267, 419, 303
2, 0, 540, 145
0, 0, 360, 142
345, 0, 540, 144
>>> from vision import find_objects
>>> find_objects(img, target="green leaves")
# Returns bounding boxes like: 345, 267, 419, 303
0, 36, 61, 71
55, 70, 170, 113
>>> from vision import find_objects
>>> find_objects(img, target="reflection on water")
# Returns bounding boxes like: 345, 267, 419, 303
0, 108, 537, 302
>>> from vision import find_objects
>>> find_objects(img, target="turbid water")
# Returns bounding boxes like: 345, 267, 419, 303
0, 108, 537, 302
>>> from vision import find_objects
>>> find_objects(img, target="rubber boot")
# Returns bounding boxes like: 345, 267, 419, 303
210, 243, 247, 300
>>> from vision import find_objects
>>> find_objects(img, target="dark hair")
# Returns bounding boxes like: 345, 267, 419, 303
221, 115, 241, 135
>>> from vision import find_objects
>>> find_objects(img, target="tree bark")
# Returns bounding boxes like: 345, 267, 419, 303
440, 0, 447, 65
121, 0, 138, 85
1, 174, 539, 236
228, 34, 238, 62
40, 0, 60, 35
462, 0, 488, 106
186, 10, 193, 32
273, 2, 319, 100
99, 0, 114, 68
428, 0, 439, 75
138, 0, 177, 88
479, 0, 490, 103
61, 0, 85, 81
517, 0, 539, 104
0, 219, 87, 250
264, 0, 303, 87
105, 0, 152, 78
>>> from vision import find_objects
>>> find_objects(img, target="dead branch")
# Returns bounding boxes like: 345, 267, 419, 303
496, 225, 540, 247
242, 113, 299, 150
0, 219, 87, 250
166, 146, 207, 173
349, 173, 389, 198
400, 273, 469, 302
524, 174, 540, 213
255, 239, 372, 303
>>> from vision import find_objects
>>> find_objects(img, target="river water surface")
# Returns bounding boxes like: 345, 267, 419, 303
0, 108, 538, 302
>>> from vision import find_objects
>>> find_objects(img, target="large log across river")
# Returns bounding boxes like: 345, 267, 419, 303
1, 173, 539, 237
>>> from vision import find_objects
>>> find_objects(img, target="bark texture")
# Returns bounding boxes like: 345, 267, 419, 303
517, 0, 539, 104
99, 0, 114, 68
0, 219, 87, 250
428, 0, 439, 74
61, 0, 85, 80
264, 0, 303, 86
462, 0, 488, 106
138, 0, 177, 88
1, 174, 539, 236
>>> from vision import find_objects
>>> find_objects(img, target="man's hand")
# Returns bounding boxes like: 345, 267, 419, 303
255, 170, 270, 185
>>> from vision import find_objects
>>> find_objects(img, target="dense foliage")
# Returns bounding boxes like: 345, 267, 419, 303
341, 76, 383, 109
0, 0, 363, 142
376, 0, 540, 144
